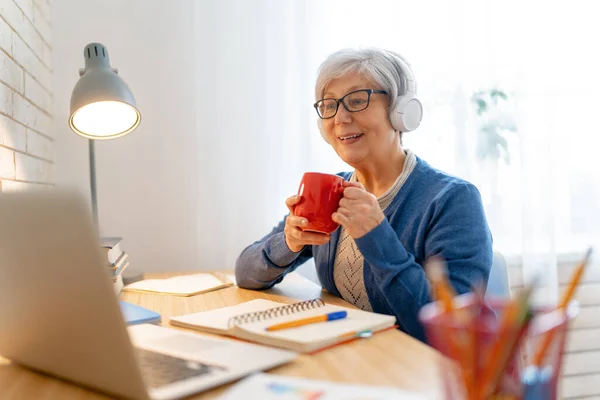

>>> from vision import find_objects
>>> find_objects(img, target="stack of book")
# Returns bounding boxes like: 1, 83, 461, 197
100, 237, 130, 294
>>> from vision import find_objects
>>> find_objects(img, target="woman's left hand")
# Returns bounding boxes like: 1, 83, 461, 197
332, 181, 385, 239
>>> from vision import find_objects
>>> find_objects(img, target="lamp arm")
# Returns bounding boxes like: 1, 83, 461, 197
89, 139, 99, 232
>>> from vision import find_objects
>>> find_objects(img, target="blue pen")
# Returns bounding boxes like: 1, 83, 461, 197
523, 365, 553, 400
522, 366, 542, 400
266, 311, 348, 331
538, 366, 553, 399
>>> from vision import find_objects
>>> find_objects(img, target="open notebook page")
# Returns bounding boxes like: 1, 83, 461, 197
171, 299, 285, 333
123, 273, 228, 296
236, 303, 396, 345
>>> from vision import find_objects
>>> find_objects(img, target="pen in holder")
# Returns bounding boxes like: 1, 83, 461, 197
419, 294, 578, 400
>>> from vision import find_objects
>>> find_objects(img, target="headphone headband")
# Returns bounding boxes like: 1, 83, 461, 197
385, 51, 417, 95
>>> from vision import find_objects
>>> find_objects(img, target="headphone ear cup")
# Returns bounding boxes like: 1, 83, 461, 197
317, 119, 330, 144
390, 95, 423, 132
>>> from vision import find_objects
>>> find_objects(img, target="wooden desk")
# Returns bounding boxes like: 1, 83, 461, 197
0, 272, 445, 399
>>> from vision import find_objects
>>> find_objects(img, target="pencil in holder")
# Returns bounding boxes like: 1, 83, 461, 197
418, 293, 578, 400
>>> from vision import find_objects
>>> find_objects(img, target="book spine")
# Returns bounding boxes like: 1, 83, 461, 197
114, 274, 124, 295
107, 244, 123, 265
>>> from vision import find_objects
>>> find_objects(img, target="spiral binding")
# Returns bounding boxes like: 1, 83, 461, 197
227, 298, 325, 328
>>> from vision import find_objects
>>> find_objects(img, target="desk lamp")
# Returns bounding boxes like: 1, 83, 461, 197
69, 42, 141, 229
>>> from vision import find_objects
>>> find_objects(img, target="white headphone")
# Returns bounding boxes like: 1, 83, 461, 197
317, 52, 423, 144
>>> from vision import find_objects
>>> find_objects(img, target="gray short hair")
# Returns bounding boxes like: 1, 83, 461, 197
315, 47, 413, 118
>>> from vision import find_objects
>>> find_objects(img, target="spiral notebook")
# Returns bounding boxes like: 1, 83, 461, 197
169, 299, 396, 353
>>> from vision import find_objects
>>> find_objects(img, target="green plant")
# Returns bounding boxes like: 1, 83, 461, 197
471, 89, 517, 164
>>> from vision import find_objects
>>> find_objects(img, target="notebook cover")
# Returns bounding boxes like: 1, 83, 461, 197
119, 301, 161, 325
306, 324, 398, 355
170, 299, 397, 353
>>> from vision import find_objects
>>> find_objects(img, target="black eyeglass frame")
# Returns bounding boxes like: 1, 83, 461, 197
313, 89, 388, 119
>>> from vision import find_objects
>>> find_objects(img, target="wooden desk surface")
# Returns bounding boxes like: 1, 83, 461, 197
0, 272, 445, 399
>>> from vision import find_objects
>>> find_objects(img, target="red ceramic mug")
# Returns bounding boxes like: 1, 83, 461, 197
293, 172, 345, 234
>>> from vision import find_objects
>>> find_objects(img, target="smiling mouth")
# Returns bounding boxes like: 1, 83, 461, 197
338, 133, 364, 141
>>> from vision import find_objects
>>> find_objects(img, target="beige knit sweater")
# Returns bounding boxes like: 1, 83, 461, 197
332, 150, 417, 311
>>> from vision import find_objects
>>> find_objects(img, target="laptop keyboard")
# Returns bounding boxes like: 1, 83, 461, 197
135, 347, 226, 389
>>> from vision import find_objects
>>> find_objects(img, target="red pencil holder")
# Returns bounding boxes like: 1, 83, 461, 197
419, 294, 578, 400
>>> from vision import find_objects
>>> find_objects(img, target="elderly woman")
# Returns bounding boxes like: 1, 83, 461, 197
235, 47, 493, 343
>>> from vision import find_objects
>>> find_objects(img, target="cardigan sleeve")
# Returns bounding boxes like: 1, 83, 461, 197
354, 182, 493, 342
234, 215, 314, 290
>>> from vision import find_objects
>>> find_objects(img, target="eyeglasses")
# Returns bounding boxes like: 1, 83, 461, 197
313, 89, 388, 119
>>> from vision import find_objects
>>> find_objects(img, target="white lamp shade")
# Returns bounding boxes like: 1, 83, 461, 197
69, 43, 141, 140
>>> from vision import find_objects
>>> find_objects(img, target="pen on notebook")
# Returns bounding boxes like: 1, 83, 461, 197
265, 311, 347, 331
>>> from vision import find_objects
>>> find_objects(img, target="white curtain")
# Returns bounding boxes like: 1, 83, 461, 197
194, 0, 599, 302
192, 0, 323, 272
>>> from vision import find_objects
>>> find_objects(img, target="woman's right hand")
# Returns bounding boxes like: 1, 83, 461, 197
284, 195, 331, 252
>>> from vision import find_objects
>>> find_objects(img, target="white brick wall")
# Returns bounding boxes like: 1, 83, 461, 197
0, 0, 53, 193
0, 113, 26, 151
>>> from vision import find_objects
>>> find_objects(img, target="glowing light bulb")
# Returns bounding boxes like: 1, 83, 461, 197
70, 101, 140, 139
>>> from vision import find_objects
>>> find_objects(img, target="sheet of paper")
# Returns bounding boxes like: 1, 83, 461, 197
124, 273, 224, 295
218, 373, 430, 400
225, 274, 237, 286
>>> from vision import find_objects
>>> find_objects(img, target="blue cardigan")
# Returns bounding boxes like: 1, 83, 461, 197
235, 156, 493, 343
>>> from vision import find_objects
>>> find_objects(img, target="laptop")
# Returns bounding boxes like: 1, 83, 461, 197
0, 191, 297, 400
